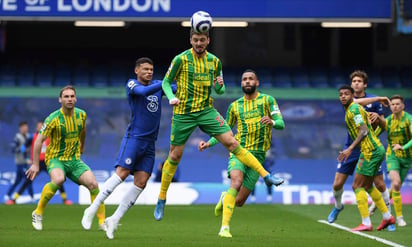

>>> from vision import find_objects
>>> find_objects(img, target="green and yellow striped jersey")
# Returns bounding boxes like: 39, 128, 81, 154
383, 111, 412, 159
163, 48, 222, 114
345, 102, 382, 156
227, 93, 282, 152
40, 107, 86, 164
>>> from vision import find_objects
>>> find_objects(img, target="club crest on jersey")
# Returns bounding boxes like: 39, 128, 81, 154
147, 95, 159, 112
125, 158, 132, 165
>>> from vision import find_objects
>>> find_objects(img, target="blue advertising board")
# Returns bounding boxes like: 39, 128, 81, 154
0, 0, 391, 21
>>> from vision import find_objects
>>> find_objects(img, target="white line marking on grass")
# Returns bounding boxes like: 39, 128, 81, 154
318, 220, 405, 247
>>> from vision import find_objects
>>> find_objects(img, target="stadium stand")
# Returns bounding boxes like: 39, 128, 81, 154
0, 63, 16, 87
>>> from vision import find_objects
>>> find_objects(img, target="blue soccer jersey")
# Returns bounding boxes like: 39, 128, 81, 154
125, 79, 164, 140
116, 79, 176, 173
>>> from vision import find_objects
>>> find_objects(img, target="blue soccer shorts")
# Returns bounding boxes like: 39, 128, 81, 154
115, 136, 155, 175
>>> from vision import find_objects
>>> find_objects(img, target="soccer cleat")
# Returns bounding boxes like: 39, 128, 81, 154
377, 215, 396, 231
387, 224, 396, 232
105, 217, 118, 240
5, 199, 16, 205
214, 192, 226, 217
218, 226, 232, 238
63, 199, 73, 205
397, 217, 407, 227
32, 211, 43, 231
81, 207, 95, 230
351, 224, 373, 231
368, 202, 377, 216
327, 206, 344, 223
264, 174, 284, 187
154, 199, 166, 221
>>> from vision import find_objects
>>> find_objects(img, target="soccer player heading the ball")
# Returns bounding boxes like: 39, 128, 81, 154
153, 11, 284, 221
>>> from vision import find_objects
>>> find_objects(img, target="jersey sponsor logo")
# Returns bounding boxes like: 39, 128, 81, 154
272, 105, 281, 115
125, 158, 132, 165
353, 114, 363, 125
146, 95, 159, 112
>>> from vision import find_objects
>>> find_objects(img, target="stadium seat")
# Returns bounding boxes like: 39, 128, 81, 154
328, 68, 347, 88
90, 64, 109, 87
109, 63, 131, 87
222, 67, 239, 87
381, 67, 402, 88
36, 64, 54, 87
54, 62, 72, 87
72, 63, 91, 87
291, 67, 311, 88
16, 63, 35, 87
400, 67, 412, 88
272, 67, 292, 88
255, 67, 274, 88
365, 67, 384, 88
0, 63, 16, 87
309, 67, 329, 88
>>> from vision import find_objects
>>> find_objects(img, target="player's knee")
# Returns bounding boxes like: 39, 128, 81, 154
392, 181, 401, 191
87, 180, 99, 191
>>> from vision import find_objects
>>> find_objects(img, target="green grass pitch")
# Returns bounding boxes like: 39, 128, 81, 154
0, 204, 410, 247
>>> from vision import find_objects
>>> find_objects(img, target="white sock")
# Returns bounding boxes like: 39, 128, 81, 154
381, 188, 391, 213
111, 185, 143, 223
362, 217, 372, 226
382, 211, 391, 220
333, 188, 343, 209
89, 173, 123, 213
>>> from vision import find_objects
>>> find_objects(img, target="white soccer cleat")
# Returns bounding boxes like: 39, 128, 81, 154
81, 207, 95, 230
32, 211, 43, 231
397, 217, 407, 227
105, 217, 118, 240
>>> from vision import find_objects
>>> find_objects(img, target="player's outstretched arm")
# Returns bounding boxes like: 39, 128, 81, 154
355, 96, 390, 107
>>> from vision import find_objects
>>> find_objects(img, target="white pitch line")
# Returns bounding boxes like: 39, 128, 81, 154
318, 220, 405, 247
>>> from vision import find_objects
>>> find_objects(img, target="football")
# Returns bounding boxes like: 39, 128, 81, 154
190, 11, 213, 33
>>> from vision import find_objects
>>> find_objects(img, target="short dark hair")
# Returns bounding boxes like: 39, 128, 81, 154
19, 121, 28, 127
349, 70, 368, 84
60, 85, 76, 98
390, 94, 404, 103
242, 69, 258, 80
338, 84, 354, 94
135, 57, 153, 67
190, 28, 209, 37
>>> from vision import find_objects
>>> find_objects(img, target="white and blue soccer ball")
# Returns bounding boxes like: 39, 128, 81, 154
191, 11, 213, 33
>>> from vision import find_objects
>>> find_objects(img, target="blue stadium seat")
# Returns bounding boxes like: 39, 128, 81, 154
272, 67, 292, 88
309, 67, 329, 88
365, 67, 384, 88
36, 64, 54, 87
54, 62, 72, 87
328, 68, 347, 88
16, 63, 35, 87
222, 67, 239, 87
72, 63, 90, 87
381, 67, 402, 88
109, 63, 131, 87
291, 68, 310, 88
0, 63, 16, 86
255, 67, 273, 88
401, 67, 412, 88
90, 64, 108, 87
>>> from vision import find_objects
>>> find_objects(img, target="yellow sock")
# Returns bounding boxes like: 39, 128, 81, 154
392, 191, 402, 218
222, 188, 238, 227
159, 158, 178, 200
232, 146, 269, 178
13, 193, 20, 200
355, 188, 369, 218
90, 188, 106, 225
60, 192, 67, 201
35, 182, 59, 215
368, 187, 388, 214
